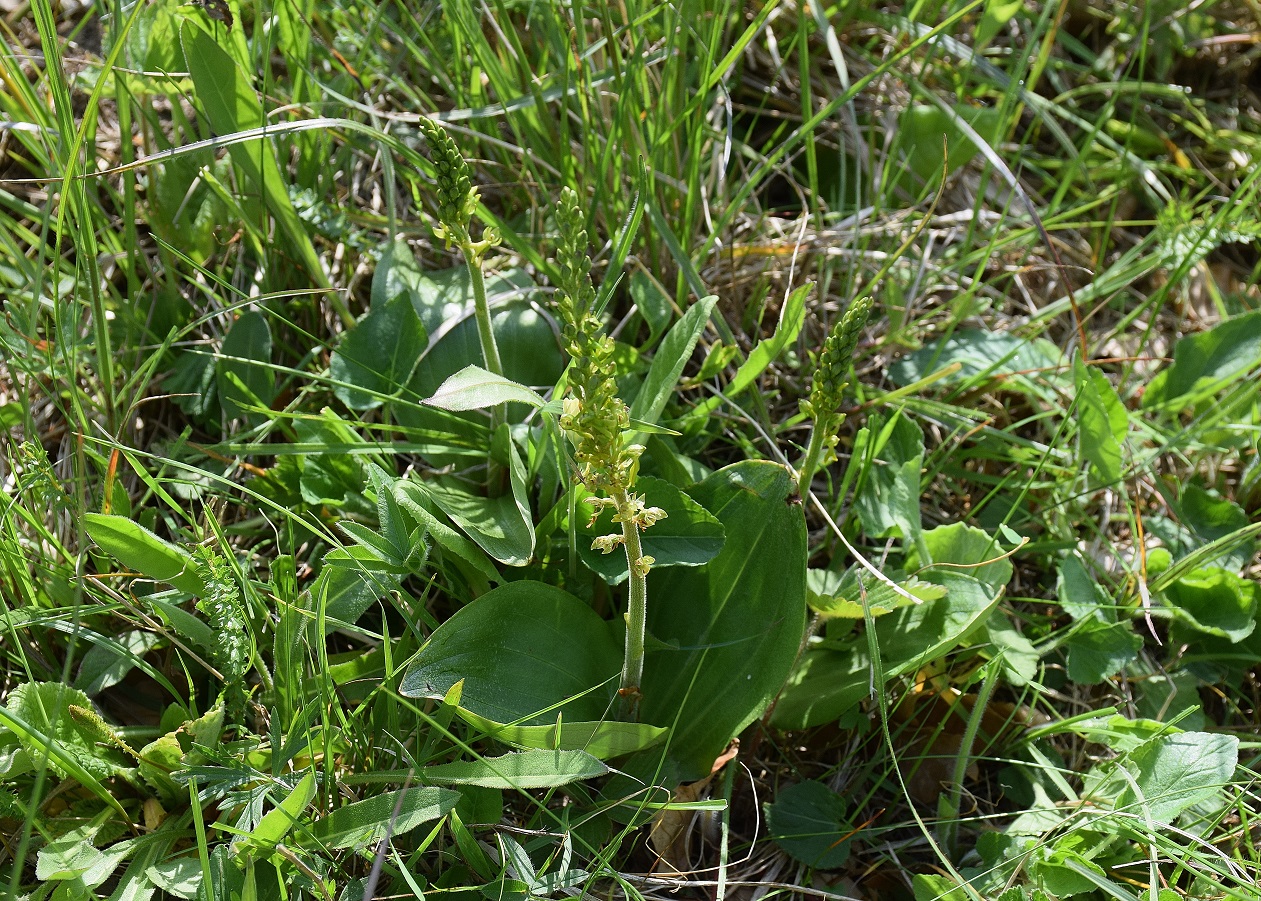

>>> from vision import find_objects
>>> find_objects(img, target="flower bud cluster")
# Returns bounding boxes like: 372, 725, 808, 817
806, 295, 872, 418
417, 118, 478, 248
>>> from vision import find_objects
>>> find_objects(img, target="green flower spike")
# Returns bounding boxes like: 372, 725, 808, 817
797, 295, 872, 492
417, 117, 505, 393
553, 186, 664, 720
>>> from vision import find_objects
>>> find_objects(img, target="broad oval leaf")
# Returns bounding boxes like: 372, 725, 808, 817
1165, 567, 1259, 642
770, 643, 872, 730
905, 522, 1013, 593
635, 460, 808, 782
400, 581, 621, 725
888, 329, 1064, 402
216, 310, 275, 425
426, 365, 546, 411
767, 780, 855, 869
423, 426, 535, 566
422, 749, 608, 789
1143, 310, 1261, 409
331, 293, 427, 410
1107, 732, 1239, 825
84, 513, 205, 595
1074, 356, 1128, 484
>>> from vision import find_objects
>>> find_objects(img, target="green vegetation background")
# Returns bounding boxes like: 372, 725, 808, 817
1, 1, 1260, 899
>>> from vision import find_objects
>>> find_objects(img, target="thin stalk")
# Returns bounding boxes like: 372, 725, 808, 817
463, 246, 504, 379
613, 485, 648, 721
796, 413, 840, 493
937, 657, 1001, 856
461, 241, 506, 490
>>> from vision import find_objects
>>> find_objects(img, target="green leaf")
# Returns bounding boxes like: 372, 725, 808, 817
147, 597, 216, 652
1165, 567, 1259, 641
315, 565, 400, 627
637, 460, 807, 781
373, 236, 428, 309
983, 617, 1039, 686
37, 834, 134, 885
894, 104, 1005, 188
75, 630, 162, 696
1027, 848, 1109, 899
807, 569, 946, 618
1074, 357, 1128, 484
216, 311, 274, 424
183, 28, 329, 289
578, 478, 725, 584
396, 292, 563, 441
331, 292, 428, 410
1174, 484, 1255, 572
423, 750, 608, 789
452, 708, 668, 759
905, 522, 1013, 592
769, 643, 872, 729
304, 786, 460, 850
425, 365, 547, 411
394, 480, 500, 583
146, 856, 204, 899
1136, 671, 1205, 731
400, 581, 621, 726
912, 874, 973, 901
976, 0, 1024, 49
1116, 732, 1239, 824
425, 425, 535, 566
888, 329, 1064, 402
682, 285, 809, 424
1065, 619, 1142, 684
767, 780, 854, 870
84, 513, 205, 595
237, 771, 317, 857
629, 271, 672, 343
629, 296, 717, 432
1143, 310, 1261, 408
875, 571, 1003, 676
138, 732, 185, 803
167, 350, 218, 418
851, 412, 924, 542
0, 684, 134, 821
368, 462, 421, 564
1056, 554, 1113, 623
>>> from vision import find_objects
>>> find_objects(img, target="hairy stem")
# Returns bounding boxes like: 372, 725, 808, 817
613, 486, 648, 721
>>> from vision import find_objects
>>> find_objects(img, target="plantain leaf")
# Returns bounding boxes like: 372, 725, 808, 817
401, 581, 621, 726
636, 460, 807, 781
